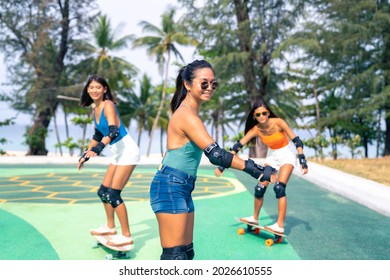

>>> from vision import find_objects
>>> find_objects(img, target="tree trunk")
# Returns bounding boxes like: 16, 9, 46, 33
26, 107, 53, 155
146, 52, 171, 157
233, 0, 269, 158
249, 137, 267, 159
384, 114, 390, 156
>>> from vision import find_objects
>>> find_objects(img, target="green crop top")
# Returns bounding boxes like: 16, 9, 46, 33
162, 141, 203, 177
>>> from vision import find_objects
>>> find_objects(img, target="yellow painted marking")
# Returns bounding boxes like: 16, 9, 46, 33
9, 176, 20, 181
32, 186, 44, 192
136, 174, 142, 178
203, 178, 209, 182
47, 193, 58, 198
90, 187, 98, 192
60, 176, 68, 181
92, 173, 99, 177
68, 200, 77, 205
20, 181, 31, 186
72, 181, 81, 186
47, 173, 55, 177
204, 187, 209, 192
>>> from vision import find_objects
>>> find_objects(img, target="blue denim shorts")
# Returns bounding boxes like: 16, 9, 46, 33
150, 165, 196, 214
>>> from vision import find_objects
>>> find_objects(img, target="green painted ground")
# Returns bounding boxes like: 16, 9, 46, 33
0, 164, 389, 260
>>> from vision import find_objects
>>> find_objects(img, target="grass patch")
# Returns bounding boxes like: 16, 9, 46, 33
310, 156, 390, 187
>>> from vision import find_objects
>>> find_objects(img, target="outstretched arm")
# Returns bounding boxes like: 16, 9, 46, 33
183, 115, 277, 183
213, 128, 258, 176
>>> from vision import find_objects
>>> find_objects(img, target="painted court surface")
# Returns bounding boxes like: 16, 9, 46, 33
0, 163, 389, 260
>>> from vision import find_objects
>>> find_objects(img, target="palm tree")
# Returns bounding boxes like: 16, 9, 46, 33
118, 74, 159, 146
77, 15, 138, 90
132, 8, 198, 157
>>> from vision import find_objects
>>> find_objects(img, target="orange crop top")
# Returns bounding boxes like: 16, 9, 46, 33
259, 131, 289, 150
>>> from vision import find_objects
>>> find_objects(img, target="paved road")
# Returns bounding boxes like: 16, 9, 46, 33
0, 157, 389, 260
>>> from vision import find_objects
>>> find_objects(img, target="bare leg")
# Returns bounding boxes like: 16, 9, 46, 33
253, 182, 268, 220
156, 212, 194, 248
274, 164, 294, 228
102, 164, 137, 237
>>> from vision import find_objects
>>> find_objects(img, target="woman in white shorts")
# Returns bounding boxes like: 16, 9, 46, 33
215, 99, 308, 234
77, 75, 140, 246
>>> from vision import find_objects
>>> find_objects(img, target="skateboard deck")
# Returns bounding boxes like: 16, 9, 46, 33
92, 234, 133, 260
235, 217, 286, 246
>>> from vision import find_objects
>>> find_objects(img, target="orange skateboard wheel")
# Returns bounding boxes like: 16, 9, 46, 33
265, 239, 274, 246
238, 228, 245, 235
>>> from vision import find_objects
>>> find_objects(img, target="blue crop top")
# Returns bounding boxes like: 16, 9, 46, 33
162, 141, 203, 177
94, 104, 127, 145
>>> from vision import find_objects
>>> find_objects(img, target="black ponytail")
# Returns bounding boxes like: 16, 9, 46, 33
170, 60, 215, 113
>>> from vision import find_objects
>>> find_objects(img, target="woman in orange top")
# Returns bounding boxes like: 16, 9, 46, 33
215, 99, 308, 234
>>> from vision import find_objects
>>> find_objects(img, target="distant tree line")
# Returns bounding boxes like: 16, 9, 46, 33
0, 0, 388, 159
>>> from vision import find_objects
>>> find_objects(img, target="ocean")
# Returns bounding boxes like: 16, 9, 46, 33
0, 121, 381, 159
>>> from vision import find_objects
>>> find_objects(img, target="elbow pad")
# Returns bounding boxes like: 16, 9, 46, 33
230, 141, 243, 153
243, 159, 275, 182
108, 125, 119, 141
204, 142, 234, 168
292, 136, 304, 148
92, 128, 104, 142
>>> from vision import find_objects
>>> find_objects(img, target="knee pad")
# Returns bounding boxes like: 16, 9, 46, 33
97, 184, 109, 203
254, 183, 267, 199
273, 182, 286, 199
186, 242, 195, 260
160, 246, 188, 260
106, 188, 123, 208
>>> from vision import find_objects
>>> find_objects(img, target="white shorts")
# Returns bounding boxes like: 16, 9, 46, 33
265, 143, 297, 170
109, 134, 140, 165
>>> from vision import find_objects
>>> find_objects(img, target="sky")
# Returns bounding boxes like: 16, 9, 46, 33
0, 0, 195, 125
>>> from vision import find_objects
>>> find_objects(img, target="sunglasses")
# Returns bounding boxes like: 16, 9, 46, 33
254, 112, 268, 117
200, 81, 219, 90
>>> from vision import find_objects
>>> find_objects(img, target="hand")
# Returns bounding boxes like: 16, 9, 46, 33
77, 151, 90, 170
214, 166, 225, 177
298, 154, 308, 175
77, 157, 86, 170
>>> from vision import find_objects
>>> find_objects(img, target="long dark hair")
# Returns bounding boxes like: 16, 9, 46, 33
244, 99, 278, 136
170, 59, 215, 113
80, 75, 116, 107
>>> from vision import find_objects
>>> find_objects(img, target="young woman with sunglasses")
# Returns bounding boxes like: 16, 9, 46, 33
78, 75, 140, 247
150, 60, 277, 260
215, 99, 308, 235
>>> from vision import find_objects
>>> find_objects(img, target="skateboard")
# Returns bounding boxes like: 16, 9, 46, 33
235, 217, 286, 246
92, 234, 133, 260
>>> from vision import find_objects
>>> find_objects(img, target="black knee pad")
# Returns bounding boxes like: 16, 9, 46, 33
186, 242, 195, 260
254, 183, 267, 198
273, 182, 286, 199
160, 246, 188, 260
97, 184, 109, 203
106, 188, 123, 208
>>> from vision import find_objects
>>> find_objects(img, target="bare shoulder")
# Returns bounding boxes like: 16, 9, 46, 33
276, 118, 289, 128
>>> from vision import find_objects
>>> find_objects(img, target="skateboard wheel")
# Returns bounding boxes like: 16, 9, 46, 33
277, 237, 283, 244
265, 239, 274, 246
105, 254, 113, 260
238, 228, 245, 235
91, 241, 99, 248
254, 228, 260, 235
